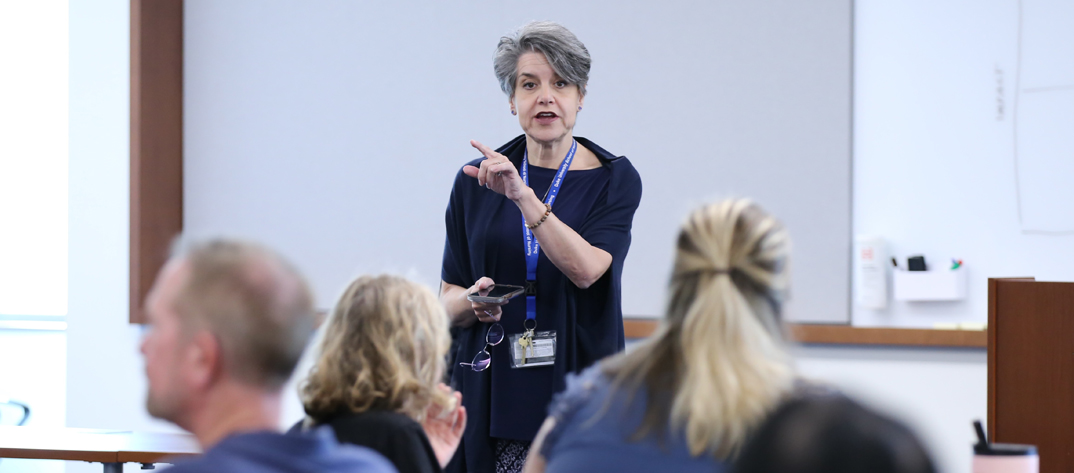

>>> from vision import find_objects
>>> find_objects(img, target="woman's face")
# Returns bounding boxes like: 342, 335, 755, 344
511, 51, 584, 145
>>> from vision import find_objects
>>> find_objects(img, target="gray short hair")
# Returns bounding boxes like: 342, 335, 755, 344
170, 238, 316, 389
494, 21, 591, 98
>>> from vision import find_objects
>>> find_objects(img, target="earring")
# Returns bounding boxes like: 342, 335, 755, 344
511, 110, 517, 115
578, 106, 582, 111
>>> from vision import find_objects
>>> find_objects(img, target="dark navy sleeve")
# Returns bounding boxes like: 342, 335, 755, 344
441, 166, 475, 289
579, 160, 642, 264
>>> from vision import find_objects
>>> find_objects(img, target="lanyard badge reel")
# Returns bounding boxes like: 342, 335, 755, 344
508, 279, 556, 368
509, 323, 556, 368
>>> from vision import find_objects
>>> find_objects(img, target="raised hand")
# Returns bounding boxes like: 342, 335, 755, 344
463, 140, 529, 202
422, 384, 467, 468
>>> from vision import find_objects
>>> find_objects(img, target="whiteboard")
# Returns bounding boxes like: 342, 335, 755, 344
184, 0, 852, 323
853, 0, 1074, 327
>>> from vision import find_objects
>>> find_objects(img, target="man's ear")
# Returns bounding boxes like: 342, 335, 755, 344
186, 331, 222, 390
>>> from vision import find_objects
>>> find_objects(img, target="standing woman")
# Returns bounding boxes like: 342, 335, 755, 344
439, 21, 642, 473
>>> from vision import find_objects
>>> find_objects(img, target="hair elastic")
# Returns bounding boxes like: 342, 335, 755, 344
676, 268, 732, 279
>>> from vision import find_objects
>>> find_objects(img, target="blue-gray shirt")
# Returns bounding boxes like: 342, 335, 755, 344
165, 427, 397, 473
540, 366, 727, 473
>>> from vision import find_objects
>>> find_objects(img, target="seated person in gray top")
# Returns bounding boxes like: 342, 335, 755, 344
139, 238, 396, 473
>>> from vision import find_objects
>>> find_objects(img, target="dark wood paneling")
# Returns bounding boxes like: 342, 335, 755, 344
130, 0, 183, 323
989, 279, 1074, 473
988, 278, 998, 440
624, 318, 987, 348
988, 277, 1035, 441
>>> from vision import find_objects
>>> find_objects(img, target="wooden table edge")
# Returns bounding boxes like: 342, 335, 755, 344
0, 448, 119, 463
118, 450, 199, 464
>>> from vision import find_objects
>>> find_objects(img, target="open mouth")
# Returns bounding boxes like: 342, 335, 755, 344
534, 111, 559, 124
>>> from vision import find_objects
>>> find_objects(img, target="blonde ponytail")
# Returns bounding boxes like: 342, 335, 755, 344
603, 199, 795, 458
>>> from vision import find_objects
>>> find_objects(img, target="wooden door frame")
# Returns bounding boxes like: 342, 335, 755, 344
130, 0, 183, 323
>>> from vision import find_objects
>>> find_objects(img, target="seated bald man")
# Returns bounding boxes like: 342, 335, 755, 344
140, 239, 396, 473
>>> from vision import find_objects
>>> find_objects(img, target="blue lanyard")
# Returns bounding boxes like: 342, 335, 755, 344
521, 140, 577, 323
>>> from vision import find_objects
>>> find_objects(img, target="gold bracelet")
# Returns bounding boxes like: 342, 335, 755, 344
526, 203, 552, 230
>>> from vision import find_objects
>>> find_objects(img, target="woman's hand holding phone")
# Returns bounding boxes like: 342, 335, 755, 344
469, 277, 505, 324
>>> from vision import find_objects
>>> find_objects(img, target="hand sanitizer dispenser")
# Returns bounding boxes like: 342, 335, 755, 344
854, 235, 888, 310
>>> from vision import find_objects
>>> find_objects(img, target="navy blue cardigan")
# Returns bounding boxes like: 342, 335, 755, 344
442, 135, 642, 472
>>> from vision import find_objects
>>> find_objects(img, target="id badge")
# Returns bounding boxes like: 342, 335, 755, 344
508, 330, 556, 368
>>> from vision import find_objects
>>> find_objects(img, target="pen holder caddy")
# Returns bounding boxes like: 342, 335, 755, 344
893, 269, 967, 301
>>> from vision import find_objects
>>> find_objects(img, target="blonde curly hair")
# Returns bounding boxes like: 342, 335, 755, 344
300, 275, 453, 423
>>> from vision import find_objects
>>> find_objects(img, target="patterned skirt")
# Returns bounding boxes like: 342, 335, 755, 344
495, 438, 532, 473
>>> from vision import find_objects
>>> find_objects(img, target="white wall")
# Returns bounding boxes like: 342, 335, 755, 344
65, 1, 179, 472
795, 345, 986, 473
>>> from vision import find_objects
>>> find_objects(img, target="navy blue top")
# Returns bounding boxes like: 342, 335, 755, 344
289, 409, 441, 473
540, 366, 727, 473
442, 135, 642, 473
165, 428, 397, 473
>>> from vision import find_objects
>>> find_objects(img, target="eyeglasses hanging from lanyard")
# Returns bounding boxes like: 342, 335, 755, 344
459, 322, 504, 372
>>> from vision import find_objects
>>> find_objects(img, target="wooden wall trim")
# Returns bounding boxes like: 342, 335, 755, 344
624, 318, 987, 348
130, 0, 184, 323
623, 318, 660, 339
789, 324, 986, 348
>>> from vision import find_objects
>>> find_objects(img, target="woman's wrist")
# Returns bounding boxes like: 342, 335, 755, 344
450, 302, 477, 328
515, 188, 549, 228
441, 283, 476, 327
511, 186, 538, 206
455, 289, 479, 325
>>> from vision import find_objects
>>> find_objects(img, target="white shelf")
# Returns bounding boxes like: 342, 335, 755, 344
893, 270, 967, 301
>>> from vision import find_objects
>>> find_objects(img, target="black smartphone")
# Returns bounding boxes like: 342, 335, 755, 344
466, 284, 525, 304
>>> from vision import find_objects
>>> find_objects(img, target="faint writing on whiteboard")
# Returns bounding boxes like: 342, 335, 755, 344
995, 65, 1005, 121
1012, 0, 1074, 234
